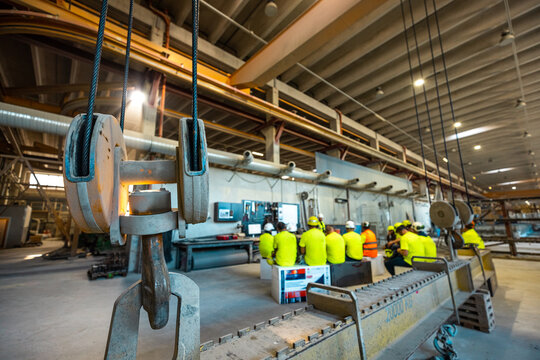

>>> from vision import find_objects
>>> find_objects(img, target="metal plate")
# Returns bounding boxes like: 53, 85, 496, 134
454, 200, 474, 225
120, 211, 178, 235
64, 113, 127, 233
429, 201, 459, 229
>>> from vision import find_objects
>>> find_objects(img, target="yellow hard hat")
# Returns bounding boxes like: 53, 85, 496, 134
387, 225, 395, 231
308, 216, 319, 226
403, 220, 412, 226
394, 222, 402, 229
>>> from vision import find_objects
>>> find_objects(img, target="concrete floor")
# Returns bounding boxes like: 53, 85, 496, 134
0, 240, 539, 359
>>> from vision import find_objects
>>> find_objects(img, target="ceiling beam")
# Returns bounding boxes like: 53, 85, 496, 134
230, 0, 399, 88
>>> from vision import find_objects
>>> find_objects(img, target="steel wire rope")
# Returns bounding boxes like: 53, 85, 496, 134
431, 0, 470, 203
81, 0, 108, 176
119, 0, 134, 132
422, 0, 455, 205
406, 0, 444, 194
399, 0, 431, 204
191, 0, 200, 171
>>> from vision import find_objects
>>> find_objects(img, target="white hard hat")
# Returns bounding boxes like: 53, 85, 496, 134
412, 222, 425, 232
345, 220, 355, 229
318, 213, 324, 219
263, 223, 274, 232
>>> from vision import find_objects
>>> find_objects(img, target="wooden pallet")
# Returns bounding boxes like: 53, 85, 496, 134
458, 290, 495, 333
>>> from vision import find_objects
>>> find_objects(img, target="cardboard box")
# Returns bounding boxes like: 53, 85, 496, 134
271, 265, 330, 304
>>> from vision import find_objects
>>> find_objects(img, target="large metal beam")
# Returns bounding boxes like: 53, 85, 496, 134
229, 0, 399, 88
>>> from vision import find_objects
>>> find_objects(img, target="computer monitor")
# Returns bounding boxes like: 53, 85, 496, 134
247, 223, 262, 236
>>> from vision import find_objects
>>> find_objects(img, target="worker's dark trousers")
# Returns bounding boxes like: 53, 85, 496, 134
384, 256, 411, 276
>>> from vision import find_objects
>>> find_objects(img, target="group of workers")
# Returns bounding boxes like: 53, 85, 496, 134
259, 214, 485, 275
259, 213, 379, 268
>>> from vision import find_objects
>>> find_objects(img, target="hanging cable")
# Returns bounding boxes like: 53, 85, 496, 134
191, 0, 200, 171
422, 0, 455, 205
81, 0, 108, 176
431, 0, 470, 203
399, 0, 431, 204
406, 0, 444, 193
119, 0, 134, 132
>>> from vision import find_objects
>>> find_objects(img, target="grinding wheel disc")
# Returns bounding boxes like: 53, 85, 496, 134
429, 200, 459, 229
454, 200, 474, 225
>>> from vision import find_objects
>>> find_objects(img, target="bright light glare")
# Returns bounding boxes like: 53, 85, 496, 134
453, 122, 462, 128
512, 186, 517, 190
481, 167, 515, 175
474, 145, 482, 150
24, 254, 42, 260
526, 200, 531, 205
488, 186, 492, 190
281, 175, 290, 180
30, 173, 63, 188
442, 157, 448, 163
413, 78, 425, 87
252, 151, 264, 157
446, 125, 500, 141
130, 90, 147, 104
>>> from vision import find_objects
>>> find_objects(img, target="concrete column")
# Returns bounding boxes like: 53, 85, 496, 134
263, 85, 280, 164
328, 110, 342, 158
149, 15, 165, 45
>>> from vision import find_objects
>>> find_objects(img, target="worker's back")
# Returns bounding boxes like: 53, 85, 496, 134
362, 229, 378, 257
273, 231, 297, 267
259, 232, 274, 258
343, 231, 364, 260
418, 233, 436, 262
326, 232, 345, 264
299, 228, 327, 266
400, 231, 425, 265
462, 228, 485, 249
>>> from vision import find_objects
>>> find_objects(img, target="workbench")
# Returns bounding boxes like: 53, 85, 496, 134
173, 238, 254, 272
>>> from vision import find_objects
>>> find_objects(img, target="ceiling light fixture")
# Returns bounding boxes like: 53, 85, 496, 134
523, 131, 531, 138
515, 99, 527, 108
442, 157, 448, 163
375, 86, 384, 99
130, 90, 146, 104
512, 186, 517, 190
265, 0, 278, 17
453, 122, 462, 128
472, 176, 477, 180
528, 150, 535, 156
413, 78, 425, 87
467, 161, 473, 166
281, 175, 290, 180
446, 125, 501, 141
488, 186, 492, 190
481, 167, 515, 175
499, 29, 515, 46
474, 145, 482, 150
252, 151, 264, 157
526, 200, 531, 206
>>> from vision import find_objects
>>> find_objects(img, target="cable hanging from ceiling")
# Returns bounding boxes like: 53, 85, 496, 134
418, 0, 455, 205
431, 0, 470, 203
399, 0, 431, 204
401, 0, 445, 199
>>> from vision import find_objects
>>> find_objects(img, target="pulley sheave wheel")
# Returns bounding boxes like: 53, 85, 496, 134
454, 199, 474, 225
429, 200, 459, 229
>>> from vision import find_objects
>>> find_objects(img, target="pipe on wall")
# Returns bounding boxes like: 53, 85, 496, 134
0, 102, 415, 196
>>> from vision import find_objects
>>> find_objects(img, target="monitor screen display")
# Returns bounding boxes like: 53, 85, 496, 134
247, 223, 262, 235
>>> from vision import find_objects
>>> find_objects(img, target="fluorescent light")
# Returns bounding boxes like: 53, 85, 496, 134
281, 175, 290, 180
480, 167, 515, 175
252, 151, 264, 157
130, 90, 146, 104
512, 186, 517, 190
526, 200, 531, 205
413, 78, 425, 87
442, 157, 448, 163
474, 145, 482, 150
453, 122, 462, 128
446, 125, 500, 141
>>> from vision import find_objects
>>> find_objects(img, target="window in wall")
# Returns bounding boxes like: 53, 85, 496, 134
29, 173, 64, 189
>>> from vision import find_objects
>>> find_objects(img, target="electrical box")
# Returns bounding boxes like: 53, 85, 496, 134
213, 202, 243, 222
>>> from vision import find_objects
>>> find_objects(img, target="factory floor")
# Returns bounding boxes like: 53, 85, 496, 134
0, 240, 539, 359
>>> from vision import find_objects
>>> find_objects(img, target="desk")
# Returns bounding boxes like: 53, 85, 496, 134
173, 239, 253, 272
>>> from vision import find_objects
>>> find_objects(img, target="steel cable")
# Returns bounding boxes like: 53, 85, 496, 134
406, 0, 444, 193
431, 0, 470, 203
422, 0, 455, 205
119, 0, 134, 132
82, 0, 108, 176
191, 0, 200, 171
399, 0, 431, 204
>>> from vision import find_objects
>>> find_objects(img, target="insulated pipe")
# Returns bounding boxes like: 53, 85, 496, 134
0, 102, 426, 196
